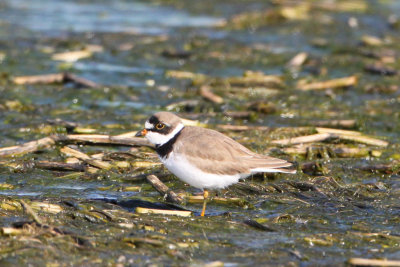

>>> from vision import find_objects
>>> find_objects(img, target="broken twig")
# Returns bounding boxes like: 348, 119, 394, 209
60, 146, 112, 170
34, 160, 86, 172
199, 85, 224, 104
297, 76, 357, 91
136, 207, 192, 217
20, 199, 43, 224
271, 133, 332, 145
59, 134, 153, 147
13, 72, 99, 88
146, 175, 183, 204
348, 258, 400, 267
0, 136, 58, 157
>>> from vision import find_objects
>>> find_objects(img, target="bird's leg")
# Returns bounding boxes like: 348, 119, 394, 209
200, 189, 209, 217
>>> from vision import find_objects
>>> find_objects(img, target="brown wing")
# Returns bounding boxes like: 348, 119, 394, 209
175, 126, 293, 175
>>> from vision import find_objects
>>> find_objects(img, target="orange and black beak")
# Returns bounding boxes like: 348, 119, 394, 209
135, 129, 147, 137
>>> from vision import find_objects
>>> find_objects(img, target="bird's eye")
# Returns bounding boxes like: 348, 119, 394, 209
156, 123, 165, 130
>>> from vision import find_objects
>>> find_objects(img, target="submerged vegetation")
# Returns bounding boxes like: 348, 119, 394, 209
0, 0, 399, 265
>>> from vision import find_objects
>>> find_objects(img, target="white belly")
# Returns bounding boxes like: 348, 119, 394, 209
160, 152, 243, 189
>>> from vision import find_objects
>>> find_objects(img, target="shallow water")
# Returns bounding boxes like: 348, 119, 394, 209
1, 0, 223, 34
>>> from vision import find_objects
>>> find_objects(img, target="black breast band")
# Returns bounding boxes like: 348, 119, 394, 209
155, 128, 183, 158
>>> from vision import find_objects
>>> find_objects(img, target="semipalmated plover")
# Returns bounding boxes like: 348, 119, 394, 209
136, 112, 295, 216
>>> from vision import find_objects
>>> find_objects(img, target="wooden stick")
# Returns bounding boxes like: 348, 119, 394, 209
136, 207, 192, 217
60, 134, 153, 147
287, 52, 308, 67
225, 74, 283, 87
116, 131, 140, 138
165, 70, 207, 82
272, 131, 388, 147
217, 124, 270, 132
146, 175, 183, 204
297, 76, 357, 91
1, 227, 25, 235
30, 201, 63, 214
52, 50, 92, 62
310, 119, 356, 129
332, 147, 370, 157
13, 72, 99, 88
0, 131, 153, 158
34, 160, 86, 172
316, 127, 362, 136
271, 133, 333, 145
0, 136, 58, 157
60, 146, 112, 170
13, 73, 64, 85
63, 73, 99, 88
20, 200, 43, 225
199, 86, 224, 104
348, 258, 400, 266
338, 134, 389, 147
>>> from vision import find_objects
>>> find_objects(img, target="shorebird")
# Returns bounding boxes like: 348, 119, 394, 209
136, 112, 295, 216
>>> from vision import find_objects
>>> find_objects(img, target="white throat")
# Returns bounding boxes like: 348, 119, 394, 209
145, 123, 184, 146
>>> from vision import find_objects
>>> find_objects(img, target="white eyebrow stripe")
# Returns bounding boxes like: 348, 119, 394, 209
145, 121, 154, 129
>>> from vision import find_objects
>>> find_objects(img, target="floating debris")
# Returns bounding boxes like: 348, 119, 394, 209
287, 52, 308, 67
60, 146, 112, 170
309, 119, 356, 129
272, 127, 388, 147
13, 73, 99, 88
146, 175, 183, 204
361, 35, 384, 47
136, 207, 192, 217
0, 136, 57, 157
348, 258, 400, 267
297, 76, 358, 91
199, 86, 224, 104
52, 50, 93, 62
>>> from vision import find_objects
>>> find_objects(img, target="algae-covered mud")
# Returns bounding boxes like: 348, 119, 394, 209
1, 0, 400, 266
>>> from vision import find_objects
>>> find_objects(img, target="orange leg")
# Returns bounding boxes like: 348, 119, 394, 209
200, 189, 209, 217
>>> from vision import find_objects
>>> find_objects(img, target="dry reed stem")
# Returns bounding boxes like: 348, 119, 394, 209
271, 133, 333, 145
136, 207, 192, 217
297, 76, 357, 91
61, 134, 153, 147
311, 119, 356, 128
0, 136, 57, 157
348, 258, 400, 266
199, 86, 224, 104
338, 134, 389, 147
60, 146, 112, 170
20, 200, 43, 224
13, 72, 99, 88
288, 52, 308, 67
272, 129, 388, 147
146, 175, 183, 204
217, 124, 270, 131
34, 161, 86, 172
315, 127, 362, 136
